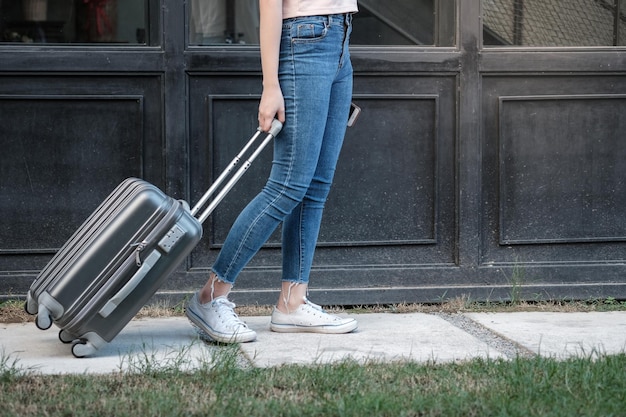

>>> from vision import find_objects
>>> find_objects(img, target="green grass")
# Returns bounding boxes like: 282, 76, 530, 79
2, 348, 626, 417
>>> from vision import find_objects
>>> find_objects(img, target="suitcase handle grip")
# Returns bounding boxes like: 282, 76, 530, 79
267, 118, 283, 137
190, 119, 283, 224
98, 250, 162, 318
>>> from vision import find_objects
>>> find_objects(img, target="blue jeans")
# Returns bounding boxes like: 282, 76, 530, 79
213, 14, 353, 286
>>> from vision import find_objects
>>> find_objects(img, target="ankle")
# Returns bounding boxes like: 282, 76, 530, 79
276, 281, 308, 313
199, 273, 231, 304
276, 297, 305, 314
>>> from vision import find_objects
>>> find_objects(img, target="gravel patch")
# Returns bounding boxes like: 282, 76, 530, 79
434, 312, 535, 359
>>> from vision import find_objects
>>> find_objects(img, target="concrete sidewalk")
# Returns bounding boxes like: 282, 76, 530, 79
2, 311, 626, 374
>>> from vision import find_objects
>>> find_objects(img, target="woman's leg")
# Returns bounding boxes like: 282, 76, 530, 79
278, 14, 354, 312
277, 73, 353, 311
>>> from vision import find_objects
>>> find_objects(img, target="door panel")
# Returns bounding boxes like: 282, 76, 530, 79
0, 75, 164, 274
498, 95, 626, 245
179, 72, 458, 299
481, 75, 626, 268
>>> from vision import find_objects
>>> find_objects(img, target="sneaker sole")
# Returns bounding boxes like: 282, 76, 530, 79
269, 319, 358, 334
188, 321, 216, 342
186, 308, 257, 344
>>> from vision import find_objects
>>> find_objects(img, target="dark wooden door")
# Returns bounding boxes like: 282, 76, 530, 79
2, 0, 626, 306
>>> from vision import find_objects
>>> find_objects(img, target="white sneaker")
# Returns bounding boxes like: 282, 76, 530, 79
270, 298, 358, 334
186, 293, 257, 343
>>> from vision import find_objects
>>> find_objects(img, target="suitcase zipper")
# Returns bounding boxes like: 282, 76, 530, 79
131, 240, 150, 266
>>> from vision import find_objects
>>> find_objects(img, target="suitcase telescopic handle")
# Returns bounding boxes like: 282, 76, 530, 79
191, 119, 283, 225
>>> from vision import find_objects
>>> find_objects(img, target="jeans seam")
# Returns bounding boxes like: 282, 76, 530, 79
298, 202, 305, 280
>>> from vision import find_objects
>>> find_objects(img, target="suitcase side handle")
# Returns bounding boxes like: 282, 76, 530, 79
191, 119, 283, 225
98, 250, 161, 318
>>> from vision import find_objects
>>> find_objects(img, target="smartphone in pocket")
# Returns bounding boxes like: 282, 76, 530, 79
347, 102, 361, 127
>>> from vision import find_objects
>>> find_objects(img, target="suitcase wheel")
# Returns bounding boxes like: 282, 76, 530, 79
71, 340, 96, 358
24, 292, 37, 315
35, 308, 53, 331
59, 330, 75, 344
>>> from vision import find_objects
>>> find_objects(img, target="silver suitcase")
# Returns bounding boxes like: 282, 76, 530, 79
24, 120, 282, 357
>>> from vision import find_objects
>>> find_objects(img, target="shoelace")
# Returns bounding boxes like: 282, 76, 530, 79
303, 297, 325, 312
213, 298, 249, 330
300, 298, 343, 322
